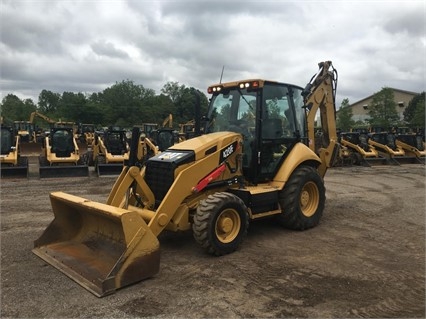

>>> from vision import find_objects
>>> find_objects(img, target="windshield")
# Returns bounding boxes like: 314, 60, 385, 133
207, 88, 256, 134
207, 83, 305, 139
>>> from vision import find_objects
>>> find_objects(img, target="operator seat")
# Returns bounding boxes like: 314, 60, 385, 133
262, 118, 283, 139
260, 118, 283, 174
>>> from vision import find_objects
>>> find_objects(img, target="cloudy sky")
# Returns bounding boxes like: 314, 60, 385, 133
1, 0, 425, 107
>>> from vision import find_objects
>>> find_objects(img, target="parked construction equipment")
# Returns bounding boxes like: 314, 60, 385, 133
39, 126, 88, 178
87, 127, 129, 176
33, 61, 339, 297
78, 123, 96, 144
0, 125, 29, 178
395, 133, 425, 164
339, 132, 387, 166
13, 121, 34, 143
368, 132, 419, 165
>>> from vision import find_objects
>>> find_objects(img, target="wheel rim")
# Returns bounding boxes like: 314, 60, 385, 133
215, 208, 241, 244
300, 181, 319, 217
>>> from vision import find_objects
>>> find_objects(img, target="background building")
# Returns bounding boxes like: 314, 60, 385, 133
348, 88, 419, 123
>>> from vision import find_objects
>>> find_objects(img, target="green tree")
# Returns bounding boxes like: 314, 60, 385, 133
161, 81, 184, 103
404, 92, 425, 128
367, 87, 400, 129
336, 98, 355, 131
38, 89, 61, 113
161, 82, 209, 125
0, 94, 36, 121
100, 80, 149, 126
58, 92, 88, 122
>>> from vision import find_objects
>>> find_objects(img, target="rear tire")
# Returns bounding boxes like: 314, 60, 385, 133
193, 192, 249, 256
277, 165, 325, 230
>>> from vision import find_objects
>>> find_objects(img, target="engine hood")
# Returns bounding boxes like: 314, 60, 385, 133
168, 131, 242, 161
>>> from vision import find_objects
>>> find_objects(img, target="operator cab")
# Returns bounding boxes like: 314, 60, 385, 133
206, 80, 306, 184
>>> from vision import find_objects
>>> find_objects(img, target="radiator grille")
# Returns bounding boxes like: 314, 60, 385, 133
145, 160, 175, 205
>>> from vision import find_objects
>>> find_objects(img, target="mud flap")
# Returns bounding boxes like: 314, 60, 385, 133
39, 165, 89, 178
33, 192, 160, 297
97, 164, 124, 177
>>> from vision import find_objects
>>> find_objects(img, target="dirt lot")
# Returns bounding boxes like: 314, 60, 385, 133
1, 156, 425, 318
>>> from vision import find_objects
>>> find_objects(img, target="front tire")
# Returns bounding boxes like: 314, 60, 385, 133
277, 165, 325, 230
193, 192, 249, 256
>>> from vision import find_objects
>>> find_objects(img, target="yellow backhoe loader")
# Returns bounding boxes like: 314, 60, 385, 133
33, 61, 339, 297
0, 125, 29, 178
39, 126, 89, 178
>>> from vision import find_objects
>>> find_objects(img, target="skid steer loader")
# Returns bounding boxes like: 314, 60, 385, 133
33, 61, 339, 297
39, 126, 89, 178
368, 131, 418, 165
339, 131, 387, 166
87, 127, 130, 176
395, 133, 425, 164
0, 125, 29, 178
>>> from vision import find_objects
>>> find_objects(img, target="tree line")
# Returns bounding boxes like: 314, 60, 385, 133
0, 80, 209, 129
1, 82, 424, 134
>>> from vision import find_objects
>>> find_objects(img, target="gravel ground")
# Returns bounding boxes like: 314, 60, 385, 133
1, 157, 425, 318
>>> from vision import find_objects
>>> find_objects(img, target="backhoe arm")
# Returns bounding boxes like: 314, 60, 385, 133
302, 61, 339, 177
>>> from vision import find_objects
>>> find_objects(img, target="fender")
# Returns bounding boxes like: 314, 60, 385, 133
270, 142, 321, 189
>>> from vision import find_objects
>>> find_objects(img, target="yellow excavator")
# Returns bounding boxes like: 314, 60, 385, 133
33, 61, 339, 297
0, 125, 29, 178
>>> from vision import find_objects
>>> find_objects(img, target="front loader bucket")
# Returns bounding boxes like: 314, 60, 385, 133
392, 155, 423, 165
362, 156, 391, 166
0, 157, 29, 178
39, 165, 89, 178
97, 163, 124, 177
33, 192, 160, 297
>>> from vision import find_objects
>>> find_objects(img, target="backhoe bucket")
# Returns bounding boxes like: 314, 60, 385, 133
33, 192, 160, 297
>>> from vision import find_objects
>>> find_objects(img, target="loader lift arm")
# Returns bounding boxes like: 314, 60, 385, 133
302, 61, 339, 177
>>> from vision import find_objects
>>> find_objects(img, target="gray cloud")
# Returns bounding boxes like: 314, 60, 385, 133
1, 0, 424, 107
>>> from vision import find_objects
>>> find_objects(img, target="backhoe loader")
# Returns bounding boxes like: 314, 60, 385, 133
33, 61, 339, 297
39, 126, 89, 178
0, 125, 29, 178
